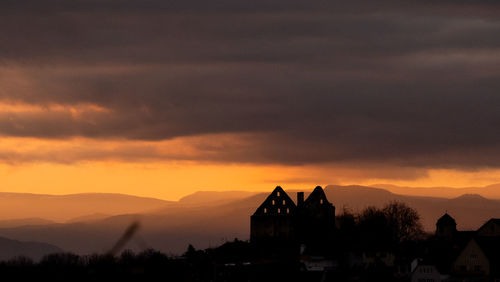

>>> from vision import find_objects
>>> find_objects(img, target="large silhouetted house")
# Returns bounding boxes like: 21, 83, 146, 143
250, 186, 336, 251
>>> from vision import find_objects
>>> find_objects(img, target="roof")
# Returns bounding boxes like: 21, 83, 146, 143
304, 186, 331, 206
436, 213, 456, 226
475, 236, 500, 262
468, 236, 500, 274
252, 186, 297, 216
477, 218, 500, 231
425, 231, 474, 274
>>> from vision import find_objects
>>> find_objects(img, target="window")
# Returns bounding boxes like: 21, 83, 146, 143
278, 208, 281, 214
287, 208, 290, 214
272, 200, 275, 205
283, 200, 286, 205
320, 199, 324, 204
277, 192, 280, 197
264, 208, 267, 214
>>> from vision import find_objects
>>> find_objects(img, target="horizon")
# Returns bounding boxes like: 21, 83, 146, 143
2, 181, 500, 202
0, 183, 498, 224
1, 182, 500, 203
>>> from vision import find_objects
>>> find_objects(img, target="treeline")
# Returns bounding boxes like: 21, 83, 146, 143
336, 201, 425, 252
0, 201, 426, 282
0, 244, 297, 282
0, 250, 190, 281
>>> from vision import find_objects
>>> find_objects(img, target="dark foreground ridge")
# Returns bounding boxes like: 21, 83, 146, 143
3, 186, 500, 282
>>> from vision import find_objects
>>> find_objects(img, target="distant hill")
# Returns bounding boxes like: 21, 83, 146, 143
0, 236, 62, 261
323, 185, 500, 231
0, 218, 56, 229
66, 213, 111, 223
0, 192, 173, 222
0, 192, 266, 255
372, 183, 500, 199
1, 186, 500, 255
178, 191, 258, 206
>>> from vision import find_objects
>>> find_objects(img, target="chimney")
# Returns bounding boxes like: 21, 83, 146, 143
297, 192, 304, 206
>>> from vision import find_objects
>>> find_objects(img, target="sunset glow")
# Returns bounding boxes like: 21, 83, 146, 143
0, 0, 499, 201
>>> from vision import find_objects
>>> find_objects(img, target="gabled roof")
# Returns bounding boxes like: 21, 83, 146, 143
436, 213, 456, 226
477, 218, 500, 231
304, 186, 331, 206
252, 186, 297, 216
450, 235, 500, 276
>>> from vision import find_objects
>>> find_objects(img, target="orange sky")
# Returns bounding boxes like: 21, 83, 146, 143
0, 102, 499, 200
1, 144, 500, 200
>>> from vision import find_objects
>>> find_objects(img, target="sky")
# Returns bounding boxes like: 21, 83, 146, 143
1, 0, 500, 200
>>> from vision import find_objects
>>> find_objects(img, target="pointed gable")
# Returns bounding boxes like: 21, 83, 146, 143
300, 186, 335, 219
477, 218, 500, 236
253, 186, 297, 216
453, 238, 490, 275
304, 186, 331, 207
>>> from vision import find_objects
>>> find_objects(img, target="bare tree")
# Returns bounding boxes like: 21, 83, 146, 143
382, 201, 424, 243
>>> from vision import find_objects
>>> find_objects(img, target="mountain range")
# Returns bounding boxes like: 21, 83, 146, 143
372, 183, 500, 199
1, 184, 500, 258
0, 236, 62, 261
0, 192, 172, 222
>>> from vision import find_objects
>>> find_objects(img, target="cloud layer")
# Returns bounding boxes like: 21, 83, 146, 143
1, 0, 500, 169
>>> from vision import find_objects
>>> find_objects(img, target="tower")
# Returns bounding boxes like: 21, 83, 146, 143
435, 213, 457, 240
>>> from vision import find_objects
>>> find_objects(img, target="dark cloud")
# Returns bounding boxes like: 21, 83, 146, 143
0, 0, 499, 168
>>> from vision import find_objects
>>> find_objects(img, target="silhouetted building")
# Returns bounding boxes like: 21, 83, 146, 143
250, 186, 335, 252
476, 218, 500, 236
427, 214, 500, 281
411, 259, 447, 282
450, 219, 500, 281
250, 186, 297, 244
453, 237, 490, 277
436, 213, 457, 240
427, 213, 474, 276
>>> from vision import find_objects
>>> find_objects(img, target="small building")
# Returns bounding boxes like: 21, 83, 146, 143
362, 251, 396, 268
300, 255, 337, 272
411, 261, 446, 282
451, 236, 500, 281
453, 238, 490, 277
